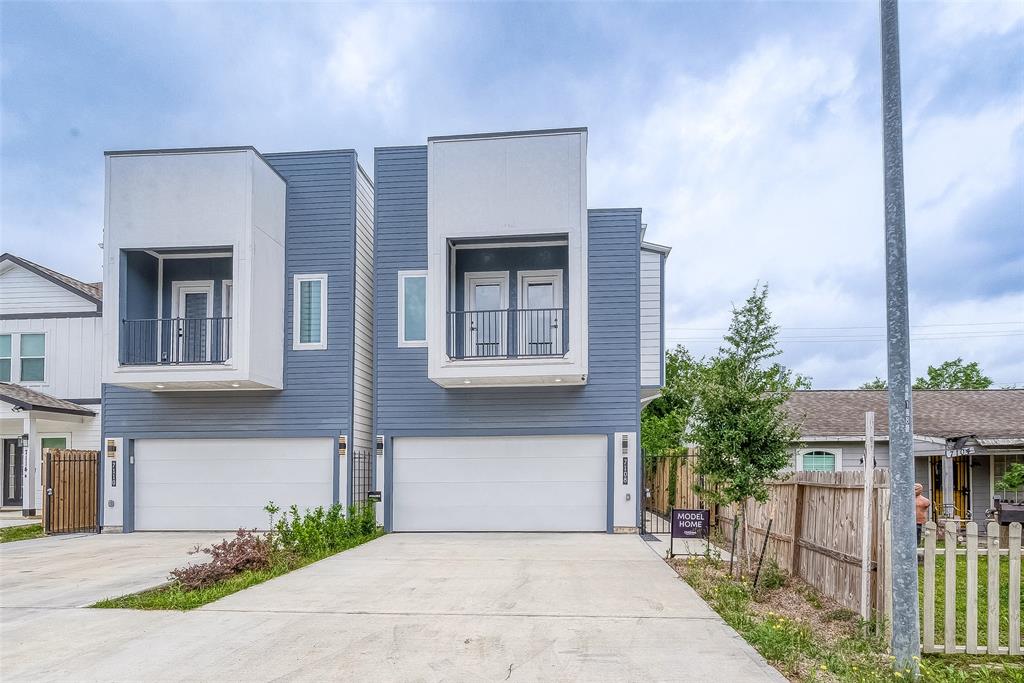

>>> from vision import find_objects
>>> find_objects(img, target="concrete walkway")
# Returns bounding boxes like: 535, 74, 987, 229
0, 510, 38, 528
1, 533, 783, 682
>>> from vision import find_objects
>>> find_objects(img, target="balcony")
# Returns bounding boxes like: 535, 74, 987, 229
103, 147, 285, 391
446, 308, 567, 359
121, 317, 232, 365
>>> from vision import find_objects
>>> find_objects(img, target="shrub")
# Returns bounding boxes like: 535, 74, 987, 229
265, 501, 378, 560
169, 529, 274, 590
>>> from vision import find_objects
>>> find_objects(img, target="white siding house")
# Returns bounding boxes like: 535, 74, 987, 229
0, 253, 103, 516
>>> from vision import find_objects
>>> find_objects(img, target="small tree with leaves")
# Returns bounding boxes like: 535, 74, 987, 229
690, 284, 801, 571
913, 358, 993, 389
641, 346, 706, 456
860, 377, 887, 390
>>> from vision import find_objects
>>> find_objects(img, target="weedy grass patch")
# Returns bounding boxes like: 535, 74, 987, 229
672, 554, 1023, 682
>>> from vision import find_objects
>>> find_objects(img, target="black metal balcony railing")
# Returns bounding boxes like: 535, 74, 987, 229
446, 308, 567, 360
120, 317, 231, 365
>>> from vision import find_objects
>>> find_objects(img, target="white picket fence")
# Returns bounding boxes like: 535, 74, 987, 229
921, 520, 1022, 655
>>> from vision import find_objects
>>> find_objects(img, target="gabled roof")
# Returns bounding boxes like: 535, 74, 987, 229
0, 383, 96, 417
0, 253, 102, 305
785, 389, 1024, 441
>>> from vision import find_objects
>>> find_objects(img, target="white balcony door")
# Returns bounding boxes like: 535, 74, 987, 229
518, 270, 563, 356
465, 271, 508, 358
172, 281, 213, 363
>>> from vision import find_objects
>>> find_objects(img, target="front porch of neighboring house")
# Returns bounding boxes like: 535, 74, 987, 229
915, 447, 1024, 529
0, 383, 97, 516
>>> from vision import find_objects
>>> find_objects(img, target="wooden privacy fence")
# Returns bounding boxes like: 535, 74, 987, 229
647, 454, 716, 525
717, 470, 892, 617
42, 448, 99, 535
922, 521, 1022, 656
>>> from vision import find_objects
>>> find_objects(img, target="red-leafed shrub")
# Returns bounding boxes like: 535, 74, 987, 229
169, 529, 273, 590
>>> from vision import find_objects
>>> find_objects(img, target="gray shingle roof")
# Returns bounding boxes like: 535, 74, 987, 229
785, 389, 1024, 440
0, 383, 96, 416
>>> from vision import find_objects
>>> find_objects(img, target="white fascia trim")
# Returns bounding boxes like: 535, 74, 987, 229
292, 274, 328, 351
397, 270, 427, 348
641, 241, 672, 256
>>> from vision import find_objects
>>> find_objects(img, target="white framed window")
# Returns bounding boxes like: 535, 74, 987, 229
398, 270, 427, 348
0, 335, 10, 382
796, 448, 842, 472
293, 274, 328, 350
19, 333, 46, 384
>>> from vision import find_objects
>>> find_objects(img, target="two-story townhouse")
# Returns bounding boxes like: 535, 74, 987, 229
0, 253, 103, 516
373, 128, 669, 532
100, 146, 374, 532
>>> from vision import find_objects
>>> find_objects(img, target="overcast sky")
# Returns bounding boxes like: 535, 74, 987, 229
2, 1, 1021, 388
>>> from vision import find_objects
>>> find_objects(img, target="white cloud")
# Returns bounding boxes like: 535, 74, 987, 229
930, 1, 1024, 45
588, 34, 1023, 388
320, 5, 435, 114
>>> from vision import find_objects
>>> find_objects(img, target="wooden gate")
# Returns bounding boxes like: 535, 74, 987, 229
42, 448, 99, 535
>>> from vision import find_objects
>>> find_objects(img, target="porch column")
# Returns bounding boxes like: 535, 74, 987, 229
21, 412, 38, 516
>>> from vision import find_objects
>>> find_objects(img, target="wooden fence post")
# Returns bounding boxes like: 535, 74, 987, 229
884, 516, 893, 645
1009, 522, 1021, 656
791, 481, 805, 576
922, 521, 936, 653
944, 521, 957, 654
965, 521, 979, 654
860, 411, 875, 621
987, 521, 1001, 655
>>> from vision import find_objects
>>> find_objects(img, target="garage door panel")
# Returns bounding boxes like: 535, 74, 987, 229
396, 457, 606, 484
395, 504, 607, 533
392, 435, 607, 532
134, 438, 334, 531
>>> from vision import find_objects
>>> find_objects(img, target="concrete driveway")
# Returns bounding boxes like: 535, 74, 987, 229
1, 533, 783, 682
0, 531, 228, 622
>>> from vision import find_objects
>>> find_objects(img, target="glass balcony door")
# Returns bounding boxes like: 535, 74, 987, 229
173, 282, 213, 364
465, 272, 508, 358
518, 270, 563, 356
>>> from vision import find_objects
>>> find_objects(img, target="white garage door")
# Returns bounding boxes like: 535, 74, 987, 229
392, 435, 607, 532
134, 438, 334, 531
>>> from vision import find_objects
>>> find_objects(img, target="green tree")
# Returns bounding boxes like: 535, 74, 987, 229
860, 377, 887, 390
912, 358, 993, 390
641, 346, 706, 456
689, 285, 802, 569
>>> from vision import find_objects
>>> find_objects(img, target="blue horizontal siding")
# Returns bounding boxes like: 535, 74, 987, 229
102, 150, 358, 438
373, 145, 640, 436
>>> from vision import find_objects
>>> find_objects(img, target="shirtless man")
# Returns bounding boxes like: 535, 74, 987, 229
915, 483, 931, 545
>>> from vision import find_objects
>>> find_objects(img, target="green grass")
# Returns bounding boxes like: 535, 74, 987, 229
92, 530, 383, 611
920, 553, 1013, 648
676, 556, 1023, 682
0, 523, 44, 543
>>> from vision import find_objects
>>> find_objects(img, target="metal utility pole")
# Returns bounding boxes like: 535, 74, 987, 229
879, 0, 921, 671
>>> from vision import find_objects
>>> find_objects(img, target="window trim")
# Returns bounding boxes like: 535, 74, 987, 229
0, 334, 11, 383
292, 274, 328, 351
18, 332, 47, 385
398, 270, 428, 348
796, 448, 842, 472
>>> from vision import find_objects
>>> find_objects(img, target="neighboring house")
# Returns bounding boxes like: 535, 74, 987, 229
100, 146, 374, 532
373, 128, 669, 532
0, 253, 103, 515
785, 389, 1024, 523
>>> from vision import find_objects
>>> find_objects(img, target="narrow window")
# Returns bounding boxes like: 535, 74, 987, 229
19, 334, 45, 382
801, 450, 837, 472
293, 274, 328, 350
0, 335, 10, 382
398, 271, 427, 347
